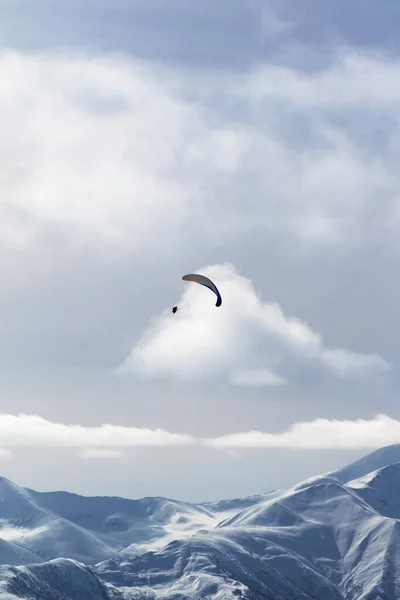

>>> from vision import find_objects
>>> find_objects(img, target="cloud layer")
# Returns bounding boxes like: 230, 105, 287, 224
0, 414, 194, 448
206, 414, 400, 450
121, 263, 389, 384
2, 49, 400, 264
0, 413, 399, 453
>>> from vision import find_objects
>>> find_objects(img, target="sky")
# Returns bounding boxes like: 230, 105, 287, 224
0, 0, 400, 502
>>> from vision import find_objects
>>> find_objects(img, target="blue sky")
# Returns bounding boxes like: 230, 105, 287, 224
0, 0, 400, 501
2, 0, 400, 68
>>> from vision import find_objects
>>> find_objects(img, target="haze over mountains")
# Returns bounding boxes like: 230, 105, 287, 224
0, 445, 400, 598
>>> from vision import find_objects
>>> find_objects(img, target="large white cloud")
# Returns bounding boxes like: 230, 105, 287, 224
0, 51, 198, 255
0, 412, 399, 452
0, 414, 194, 447
205, 414, 400, 450
121, 263, 389, 383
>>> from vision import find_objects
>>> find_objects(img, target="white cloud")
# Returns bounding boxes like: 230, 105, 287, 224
121, 263, 389, 383
205, 414, 400, 450
241, 53, 400, 108
0, 414, 194, 447
79, 448, 124, 459
0, 51, 196, 256
1, 48, 400, 270
1, 412, 400, 452
320, 348, 390, 378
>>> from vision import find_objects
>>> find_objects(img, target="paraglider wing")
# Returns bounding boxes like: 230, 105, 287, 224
182, 274, 222, 307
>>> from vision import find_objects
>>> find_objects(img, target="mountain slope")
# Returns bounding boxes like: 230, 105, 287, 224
0, 478, 235, 565
0, 559, 124, 600
95, 474, 400, 599
346, 461, 400, 519
27, 488, 230, 555
215, 478, 400, 599
328, 444, 400, 484
1, 446, 400, 598
97, 532, 343, 600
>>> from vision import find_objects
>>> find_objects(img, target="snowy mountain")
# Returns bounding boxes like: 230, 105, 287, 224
329, 444, 400, 485
0, 477, 230, 564
2, 446, 400, 598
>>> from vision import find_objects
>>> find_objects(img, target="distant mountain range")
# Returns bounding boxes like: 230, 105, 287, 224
2, 445, 400, 599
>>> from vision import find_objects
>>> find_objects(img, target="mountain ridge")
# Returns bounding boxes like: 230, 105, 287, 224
1, 445, 400, 598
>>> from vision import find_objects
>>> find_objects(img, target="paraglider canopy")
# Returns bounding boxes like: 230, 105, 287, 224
182, 273, 222, 307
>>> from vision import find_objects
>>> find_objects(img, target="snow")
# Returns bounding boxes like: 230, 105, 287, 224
0, 482, 234, 565
1, 446, 400, 598
0, 559, 123, 600
328, 444, 400, 484
346, 462, 400, 520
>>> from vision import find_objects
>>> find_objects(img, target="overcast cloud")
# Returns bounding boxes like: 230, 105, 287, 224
0, 1, 399, 501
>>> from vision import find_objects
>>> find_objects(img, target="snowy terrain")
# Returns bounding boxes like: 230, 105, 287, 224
2, 445, 400, 598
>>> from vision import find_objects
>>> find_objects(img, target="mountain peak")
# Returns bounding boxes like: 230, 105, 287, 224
328, 444, 400, 484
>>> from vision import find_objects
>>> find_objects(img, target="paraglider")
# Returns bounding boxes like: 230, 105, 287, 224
172, 273, 222, 313
182, 274, 222, 306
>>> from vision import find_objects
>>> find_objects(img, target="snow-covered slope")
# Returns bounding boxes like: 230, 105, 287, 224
2, 446, 400, 598
0, 477, 118, 564
95, 474, 400, 599
0, 477, 235, 565
329, 444, 400, 484
97, 532, 343, 600
0, 559, 123, 600
346, 461, 400, 519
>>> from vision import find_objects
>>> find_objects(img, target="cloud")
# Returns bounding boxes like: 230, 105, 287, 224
121, 263, 389, 383
0, 49, 398, 450
319, 348, 390, 378
1, 48, 400, 269
205, 414, 400, 450
79, 448, 124, 459
1, 412, 400, 452
1, 49, 400, 359
0, 51, 197, 257
0, 414, 194, 447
